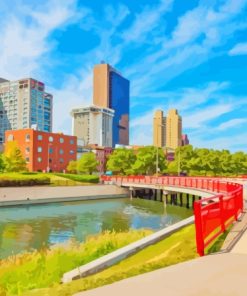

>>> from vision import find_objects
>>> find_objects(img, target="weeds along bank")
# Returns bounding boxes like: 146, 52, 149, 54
0, 230, 151, 295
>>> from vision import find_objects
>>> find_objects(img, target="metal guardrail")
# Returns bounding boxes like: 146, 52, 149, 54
101, 175, 243, 256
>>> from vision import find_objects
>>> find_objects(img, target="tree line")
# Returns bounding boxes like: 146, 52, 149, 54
106, 145, 247, 177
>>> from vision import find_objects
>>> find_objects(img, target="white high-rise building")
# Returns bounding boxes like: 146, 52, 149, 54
0, 78, 53, 143
71, 105, 114, 147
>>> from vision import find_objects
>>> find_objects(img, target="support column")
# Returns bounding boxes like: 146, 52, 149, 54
174, 194, 178, 205
192, 195, 195, 208
129, 187, 133, 200
186, 194, 190, 209
179, 193, 183, 207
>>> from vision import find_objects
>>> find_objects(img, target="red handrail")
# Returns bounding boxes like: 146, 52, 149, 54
100, 175, 243, 256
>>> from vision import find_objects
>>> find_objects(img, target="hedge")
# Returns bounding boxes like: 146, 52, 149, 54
54, 173, 99, 183
0, 174, 50, 187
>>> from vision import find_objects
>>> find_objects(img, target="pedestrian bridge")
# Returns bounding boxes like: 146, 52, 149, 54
101, 175, 244, 256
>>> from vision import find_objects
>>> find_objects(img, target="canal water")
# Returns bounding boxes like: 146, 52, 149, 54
0, 198, 192, 259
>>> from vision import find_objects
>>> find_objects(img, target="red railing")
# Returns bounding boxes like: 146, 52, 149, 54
101, 175, 244, 256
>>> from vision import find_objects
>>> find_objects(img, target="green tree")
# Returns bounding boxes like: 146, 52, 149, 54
0, 153, 5, 172
4, 141, 27, 172
132, 146, 167, 175
77, 152, 98, 174
66, 160, 78, 174
106, 148, 136, 175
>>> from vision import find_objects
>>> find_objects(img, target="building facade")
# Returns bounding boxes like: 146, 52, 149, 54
153, 110, 166, 147
5, 129, 76, 172
0, 78, 52, 143
93, 63, 130, 146
182, 134, 189, 146
166, 109, 182, 150
71, 106, 114, 147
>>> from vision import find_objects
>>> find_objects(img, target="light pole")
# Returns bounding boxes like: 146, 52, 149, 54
47, 143, 52, 173
178, 146, 181, 176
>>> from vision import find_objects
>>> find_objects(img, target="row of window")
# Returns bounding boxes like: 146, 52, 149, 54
37, 157, 65, 163
25, 147, 74, 154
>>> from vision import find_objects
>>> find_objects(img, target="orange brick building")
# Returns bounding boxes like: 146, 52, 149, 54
5, 129, 77, 172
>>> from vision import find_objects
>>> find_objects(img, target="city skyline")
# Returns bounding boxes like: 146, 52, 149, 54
0, 1, 247, 151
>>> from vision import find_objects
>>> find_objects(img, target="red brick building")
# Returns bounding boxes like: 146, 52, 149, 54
5, 129, 77, 172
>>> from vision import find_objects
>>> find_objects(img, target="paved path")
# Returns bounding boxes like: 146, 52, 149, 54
75, 253, 247, 296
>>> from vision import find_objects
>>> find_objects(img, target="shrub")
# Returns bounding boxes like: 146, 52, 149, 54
0, 174, 50, 187
54, 173, 99, 183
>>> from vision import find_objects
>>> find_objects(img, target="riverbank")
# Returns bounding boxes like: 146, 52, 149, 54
0, 185, 128, 207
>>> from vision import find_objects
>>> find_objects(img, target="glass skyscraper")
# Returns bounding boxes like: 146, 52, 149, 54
93, 63, 130, 147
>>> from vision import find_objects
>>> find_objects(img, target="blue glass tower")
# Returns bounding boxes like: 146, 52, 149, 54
93, 64, 130, 147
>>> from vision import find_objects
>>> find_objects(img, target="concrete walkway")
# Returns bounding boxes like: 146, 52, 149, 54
75, 253, 247, 296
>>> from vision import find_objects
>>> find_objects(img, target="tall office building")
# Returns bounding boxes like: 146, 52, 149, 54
0, 78, 52, 143
166, 109, 182, 150
93, 63, 129, 146
71, 105, 114, 147
153, 110, 166, 147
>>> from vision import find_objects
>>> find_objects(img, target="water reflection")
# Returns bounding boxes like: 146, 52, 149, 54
0, 198, 192, 258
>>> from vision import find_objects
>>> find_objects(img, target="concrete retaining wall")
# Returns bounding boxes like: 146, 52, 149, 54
0, 185, 128, 207
62, 216, 194, 283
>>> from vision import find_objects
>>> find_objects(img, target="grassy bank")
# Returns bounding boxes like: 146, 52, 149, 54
0, 230, 151, 295
25, 224, 198, 296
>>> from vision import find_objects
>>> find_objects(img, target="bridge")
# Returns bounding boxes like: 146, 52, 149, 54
101, 175, 244, 256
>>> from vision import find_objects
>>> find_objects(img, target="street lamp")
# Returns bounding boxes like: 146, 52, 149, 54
178, 146, 181, 176
47, 143, 52, 173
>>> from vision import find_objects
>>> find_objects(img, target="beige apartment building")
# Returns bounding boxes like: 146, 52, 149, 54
153, 109, 182, 149
166, 109, 182, 149
153, 110, 166, 147
71, 105, 114, 147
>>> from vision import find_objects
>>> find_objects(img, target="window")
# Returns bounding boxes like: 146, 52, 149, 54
49, 148, 53, 154
49, 136, 53, 142
25, 134, 30, 142
59, 149, 64, 155
37, 157, 42, 162
59, 158, 64, 163
25, 147, 30, 153
70, 139, 74, 144
26, 157, 30, 163
70, 150, 74, 155
7, 134, 14, 142
38, 135, 43, 140
37, 147, 42, 153
59, 137, 64, 143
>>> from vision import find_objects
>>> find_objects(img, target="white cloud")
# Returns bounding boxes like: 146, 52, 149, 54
122, 0, 173, 43
216, 118, 247, 130
229, 42, 247, 56
0, 0, 84, 79
183, 104, 233, 129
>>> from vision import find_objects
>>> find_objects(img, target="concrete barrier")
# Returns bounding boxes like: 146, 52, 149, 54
62, 216, 194, 283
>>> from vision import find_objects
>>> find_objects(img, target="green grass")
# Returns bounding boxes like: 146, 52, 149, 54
0, 230, 151, 295
24, 224, 198, 296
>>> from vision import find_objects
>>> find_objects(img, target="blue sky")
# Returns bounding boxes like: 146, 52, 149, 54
0, 0, 247, 151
